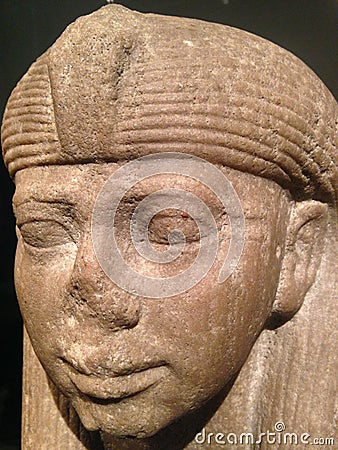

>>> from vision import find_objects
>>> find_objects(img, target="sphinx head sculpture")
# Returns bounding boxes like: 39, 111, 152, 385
1, 5, 337, 449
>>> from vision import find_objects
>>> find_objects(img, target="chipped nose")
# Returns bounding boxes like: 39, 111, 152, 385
66, 235, 141, 330
97, 291, 141, 330
67, 278, 141, 331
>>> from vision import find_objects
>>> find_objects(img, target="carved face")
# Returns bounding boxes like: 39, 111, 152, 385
13, 158, 291, 438
1, 4, 335, 445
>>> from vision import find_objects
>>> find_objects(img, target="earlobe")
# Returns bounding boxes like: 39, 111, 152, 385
270, 200, 328, 325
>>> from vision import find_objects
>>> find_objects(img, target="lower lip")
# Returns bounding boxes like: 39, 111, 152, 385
70, 366, 168, 401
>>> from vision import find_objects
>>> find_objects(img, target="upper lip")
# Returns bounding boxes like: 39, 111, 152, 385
62, 358, 168, 400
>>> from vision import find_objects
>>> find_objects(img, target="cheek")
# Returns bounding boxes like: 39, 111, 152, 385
158, 235, 282, 383
214, 237, 282, 348
14, 239, 77, 338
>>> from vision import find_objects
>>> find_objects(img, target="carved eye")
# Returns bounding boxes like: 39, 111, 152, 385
18, 220, 74, 249
147, 210, 200, 245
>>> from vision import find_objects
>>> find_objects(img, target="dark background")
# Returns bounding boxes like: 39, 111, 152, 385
0, 1, 337, 448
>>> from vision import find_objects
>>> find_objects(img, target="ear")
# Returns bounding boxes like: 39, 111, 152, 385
271, 200, 328, 325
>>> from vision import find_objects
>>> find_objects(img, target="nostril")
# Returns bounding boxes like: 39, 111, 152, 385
68, 283, 88, 306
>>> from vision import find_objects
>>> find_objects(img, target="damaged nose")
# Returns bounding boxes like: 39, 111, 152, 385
95, 290, 141, 330
66, 235, 141, 330
67, 273, 141, 331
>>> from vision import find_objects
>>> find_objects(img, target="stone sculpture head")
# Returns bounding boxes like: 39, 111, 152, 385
1, 5, 337, 448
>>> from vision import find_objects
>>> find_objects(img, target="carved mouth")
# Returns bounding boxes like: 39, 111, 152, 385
64, 360, 169, 401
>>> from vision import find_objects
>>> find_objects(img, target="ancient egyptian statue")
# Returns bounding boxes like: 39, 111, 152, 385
1, 5, 337, 450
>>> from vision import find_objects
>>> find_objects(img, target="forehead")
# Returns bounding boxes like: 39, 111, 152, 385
13, 163, 289, 217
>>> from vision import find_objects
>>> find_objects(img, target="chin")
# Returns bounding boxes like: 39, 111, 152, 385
72, 395, 181, 438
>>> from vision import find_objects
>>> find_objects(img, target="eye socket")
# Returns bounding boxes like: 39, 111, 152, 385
18, 220, 74, 249
147, 211, 200, 245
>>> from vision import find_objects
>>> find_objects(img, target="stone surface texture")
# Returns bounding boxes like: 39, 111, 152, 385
1, 5, 337, 450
